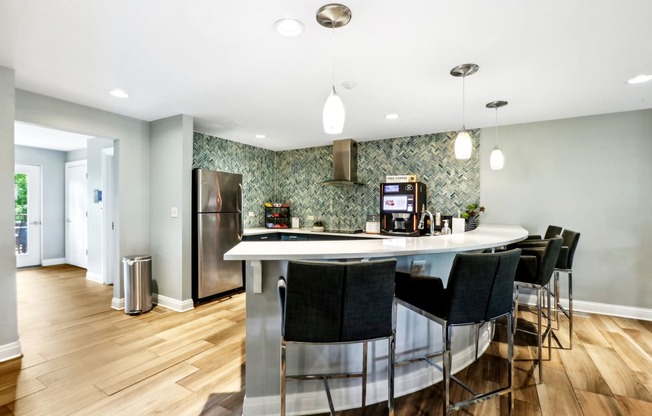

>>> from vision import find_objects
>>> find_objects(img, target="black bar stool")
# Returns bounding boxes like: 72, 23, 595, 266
513, 237, 563, 382
525, 224, 563, 241
394, 249, 522, 415
552, 229, 581, 349
278, 259, 397, 416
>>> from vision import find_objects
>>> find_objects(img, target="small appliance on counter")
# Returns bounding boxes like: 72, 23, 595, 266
379, 182, 427, 236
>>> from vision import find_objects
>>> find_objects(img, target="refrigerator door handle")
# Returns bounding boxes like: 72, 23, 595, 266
238, 183, 244, 240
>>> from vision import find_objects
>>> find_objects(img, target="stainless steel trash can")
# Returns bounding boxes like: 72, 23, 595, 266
123, 255, 153, 315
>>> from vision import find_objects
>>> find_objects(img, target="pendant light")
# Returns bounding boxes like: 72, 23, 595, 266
450, 64, 479, 159
317, 4, 351, 135
486, 100, 508, 170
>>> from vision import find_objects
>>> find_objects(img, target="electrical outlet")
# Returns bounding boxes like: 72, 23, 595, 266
170, 207, 178, 218
307, 215, 315, 221
411, 260, 426, 276
248, 211, 255, 217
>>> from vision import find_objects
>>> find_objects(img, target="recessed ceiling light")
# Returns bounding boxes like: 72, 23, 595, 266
255, 134, 266, 139
274, 19, 304, 37
109, 89, 129, 98
385, 113, 399, 120
627, 74, 652, 84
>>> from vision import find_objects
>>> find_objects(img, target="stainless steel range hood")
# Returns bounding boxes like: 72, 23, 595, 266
323, 139, 364, 186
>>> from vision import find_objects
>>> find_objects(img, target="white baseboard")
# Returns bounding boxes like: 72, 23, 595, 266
111, 297, 124, 310
0, 341, 22, 363
41, 258, 65, 266
152, 293, 194, 313
86, 271, 103, 284
517, 292, 652, 321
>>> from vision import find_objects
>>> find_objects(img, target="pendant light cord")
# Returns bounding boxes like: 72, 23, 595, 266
495, 108, 499, 146
331, 24, 336, 88
461, 75, 466, 130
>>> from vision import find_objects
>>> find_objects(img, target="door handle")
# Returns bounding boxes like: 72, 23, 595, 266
66, 218, 72, 223
30, 221, 42, 225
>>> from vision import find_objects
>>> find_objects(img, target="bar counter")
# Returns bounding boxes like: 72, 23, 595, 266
225, 224, 527, 415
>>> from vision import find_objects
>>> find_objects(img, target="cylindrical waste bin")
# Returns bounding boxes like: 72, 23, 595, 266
123, 255, 152, 315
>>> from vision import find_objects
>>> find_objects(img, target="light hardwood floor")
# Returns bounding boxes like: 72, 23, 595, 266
1, 265, 651, 415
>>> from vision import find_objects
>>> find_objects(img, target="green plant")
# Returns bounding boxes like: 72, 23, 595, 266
461, 203, 485, 219
313, 220, 324, 227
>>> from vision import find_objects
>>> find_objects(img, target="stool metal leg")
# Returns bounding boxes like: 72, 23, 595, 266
443, 324, 452, 415
281, 340, 287, 416
361, 342, 368, 416
507, 312, 514, 416
568, 270, 573, 349
537, 287, 543, 382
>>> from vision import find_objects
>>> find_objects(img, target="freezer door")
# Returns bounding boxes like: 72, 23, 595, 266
195, 169, 242, 213
197, 212, 243, 298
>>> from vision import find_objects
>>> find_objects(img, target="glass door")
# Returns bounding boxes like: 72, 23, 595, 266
15, 164, 41, 268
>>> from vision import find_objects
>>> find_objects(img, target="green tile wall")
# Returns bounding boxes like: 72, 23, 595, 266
193, 130, 480, 230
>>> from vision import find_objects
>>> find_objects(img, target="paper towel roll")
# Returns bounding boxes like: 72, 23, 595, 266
452, 218, 465, 234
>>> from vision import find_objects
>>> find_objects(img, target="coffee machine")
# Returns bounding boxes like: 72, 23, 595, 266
380, 182, 427, 236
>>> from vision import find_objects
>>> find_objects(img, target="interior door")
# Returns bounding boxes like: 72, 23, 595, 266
65, 160, 88, 269
15, 164, 42, 268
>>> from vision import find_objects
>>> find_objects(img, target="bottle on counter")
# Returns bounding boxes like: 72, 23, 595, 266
441, 219, 451, 235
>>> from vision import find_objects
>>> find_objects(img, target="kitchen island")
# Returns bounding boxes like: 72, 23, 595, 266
225, 224, 527, 415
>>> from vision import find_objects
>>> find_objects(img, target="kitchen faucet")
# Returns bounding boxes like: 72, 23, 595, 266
418, 205, 435, 236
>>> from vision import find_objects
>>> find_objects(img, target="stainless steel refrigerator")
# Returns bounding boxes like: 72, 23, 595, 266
192, 169, 244, 302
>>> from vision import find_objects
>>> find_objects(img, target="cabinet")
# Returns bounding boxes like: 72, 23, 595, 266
264, 204, 291, 229
243, 234, 280, 241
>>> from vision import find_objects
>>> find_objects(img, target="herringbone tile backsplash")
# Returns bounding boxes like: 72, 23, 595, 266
193, 131, 480, 230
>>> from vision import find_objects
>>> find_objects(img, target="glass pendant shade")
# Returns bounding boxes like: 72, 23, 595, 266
454, 130, 472, 159
490, 146, 505, 170
323, 86, 345, 134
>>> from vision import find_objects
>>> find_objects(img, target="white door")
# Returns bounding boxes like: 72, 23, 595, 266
66, 160, 88, 268
15, 164, 42, 268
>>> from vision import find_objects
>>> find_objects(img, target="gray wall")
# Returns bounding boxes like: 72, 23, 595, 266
150, 115, 193, 302
15, 90, 151, 303
480, 109, 652, 309
87, 138, 114, 279
14, 145, 66, 262
0, 67, 19, 357
66, 148, 87, 162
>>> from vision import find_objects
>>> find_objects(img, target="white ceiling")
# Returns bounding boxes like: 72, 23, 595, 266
2, 0, 651, 151
15, 122, 92, 152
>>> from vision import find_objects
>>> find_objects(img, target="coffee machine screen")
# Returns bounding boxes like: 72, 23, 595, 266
382, 195, 412, 212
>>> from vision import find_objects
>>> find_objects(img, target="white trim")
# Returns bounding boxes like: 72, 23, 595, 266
243, 327, 493, 415
517, 293, 652, 322
41, 258, 65, 266
111, 297, 124, 310
86, 271, 103, 284
0, 341, 22, 363
152, 293, 194, 313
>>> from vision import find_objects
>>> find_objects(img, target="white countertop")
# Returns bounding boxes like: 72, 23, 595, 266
227, 224, 527, 261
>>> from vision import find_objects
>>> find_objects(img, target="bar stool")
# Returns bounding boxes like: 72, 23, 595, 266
278, 259, 397, 416
552, 229, 581, 349
525, 224, 563, 241
513, 237, 563, 383
394, 249, 522, 416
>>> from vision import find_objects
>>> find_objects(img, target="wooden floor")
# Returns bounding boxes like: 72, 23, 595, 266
1, 266, 651, 415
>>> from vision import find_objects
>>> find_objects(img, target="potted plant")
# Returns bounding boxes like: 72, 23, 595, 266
312, 220, 325, 232
461, 203, 485, 231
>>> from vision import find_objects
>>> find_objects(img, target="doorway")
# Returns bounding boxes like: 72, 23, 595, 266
65, 160, 88, 269
14, 164, 42, 268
